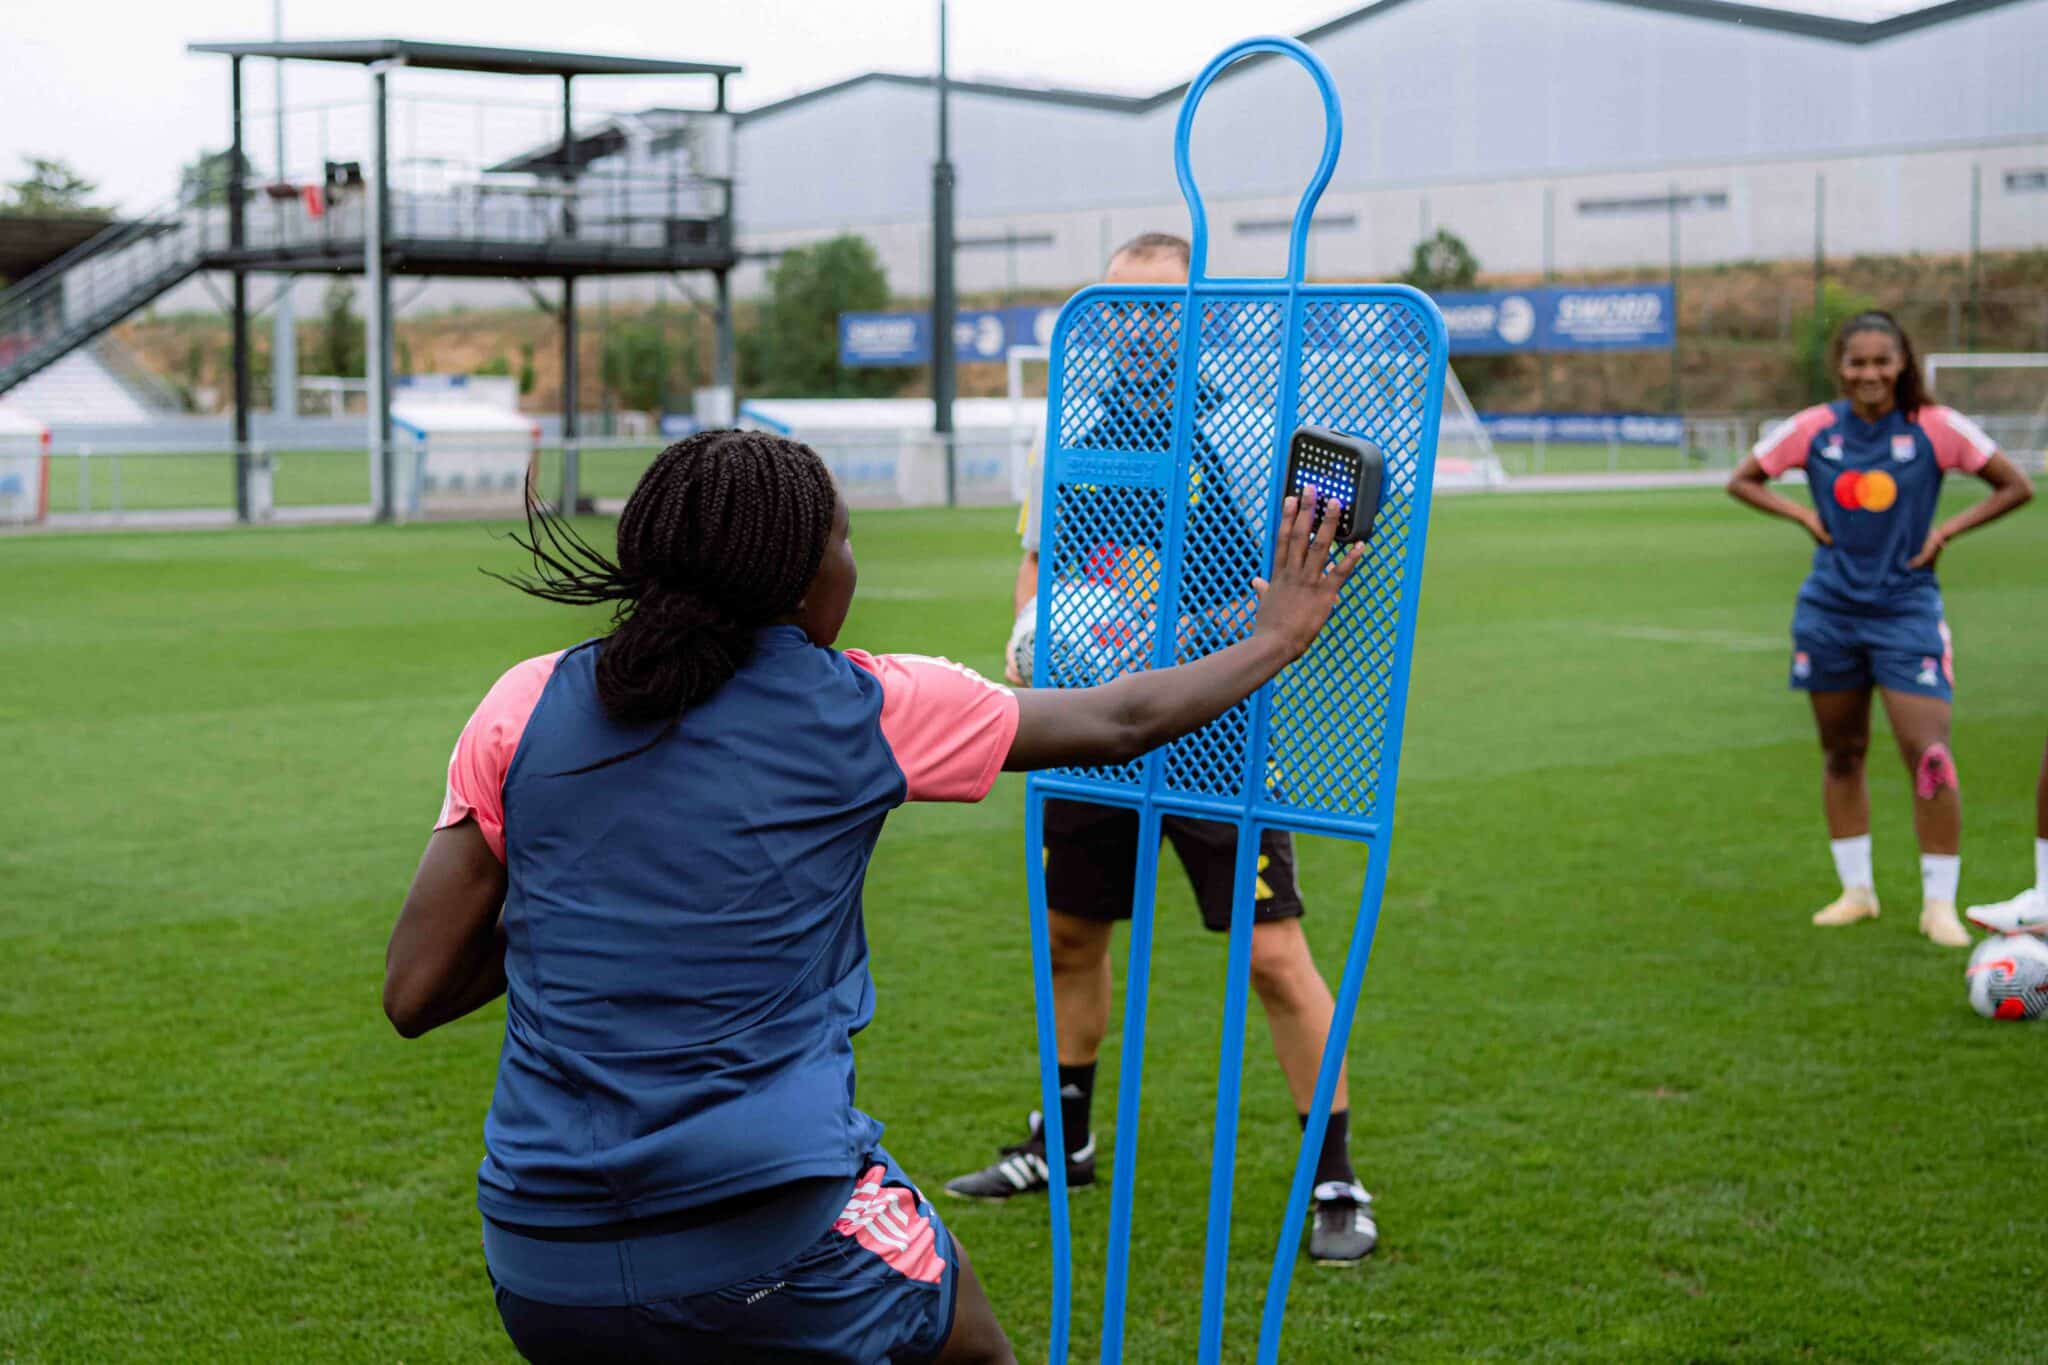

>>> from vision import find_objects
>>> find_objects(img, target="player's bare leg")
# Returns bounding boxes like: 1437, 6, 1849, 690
1249, 919, 1373, 1263
943, 909, 1106, 1200
1879, 687, 1969, 946
935, 1235, 1018, 1365
1049, 909, 1113, 1067
1810, 688, 1880, 926
1248, 920, 1349, 1115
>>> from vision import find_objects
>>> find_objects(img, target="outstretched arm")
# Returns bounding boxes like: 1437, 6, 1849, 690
1907, 451, 2033, 569
1003, 495, 1364, 772
1727, 454, 1832, 546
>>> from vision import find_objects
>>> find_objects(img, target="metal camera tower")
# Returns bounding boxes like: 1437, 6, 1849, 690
0, 37, 743, 522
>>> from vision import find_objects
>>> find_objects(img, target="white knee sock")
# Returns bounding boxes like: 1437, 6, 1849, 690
1921, 853, 1961, 905
2035, 838, 2048, 901
1830, 835, 1873, 893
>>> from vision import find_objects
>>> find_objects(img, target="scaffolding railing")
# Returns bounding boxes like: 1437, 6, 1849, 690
0, 193, 215, 393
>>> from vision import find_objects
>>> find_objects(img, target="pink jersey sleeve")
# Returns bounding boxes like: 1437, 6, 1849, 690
1753, 405, 1833, 477
845, 651, 1021, 803
434, 652, 563, 861
1919, 405, 1998, 473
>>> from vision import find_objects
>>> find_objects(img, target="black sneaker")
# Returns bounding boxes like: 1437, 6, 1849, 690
942, 1111, 1096, 1201
1308, 1181, 1377, 1263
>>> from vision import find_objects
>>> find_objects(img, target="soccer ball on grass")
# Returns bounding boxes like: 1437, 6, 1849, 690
1965, 933, 2048, 1021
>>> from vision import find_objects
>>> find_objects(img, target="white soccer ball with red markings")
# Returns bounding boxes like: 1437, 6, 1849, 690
1006, 597, 1039, 686
1006, 585, 1151, 689
1965, 933, 2048, 1021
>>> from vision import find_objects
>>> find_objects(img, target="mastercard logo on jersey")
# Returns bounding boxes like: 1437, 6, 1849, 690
1833, 469, 1898, 512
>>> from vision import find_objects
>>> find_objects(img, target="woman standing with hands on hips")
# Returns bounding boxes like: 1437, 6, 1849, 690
1728, 311, 2031, 946
382, 429, 1364, 1364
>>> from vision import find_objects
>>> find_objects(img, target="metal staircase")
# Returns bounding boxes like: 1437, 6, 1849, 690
0, 195, 218, 399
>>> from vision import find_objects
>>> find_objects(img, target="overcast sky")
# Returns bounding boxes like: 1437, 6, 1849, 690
4, 0, 1935, 211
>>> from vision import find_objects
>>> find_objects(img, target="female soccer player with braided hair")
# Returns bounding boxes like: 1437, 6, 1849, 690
1729, 312, 2032, 947
383, 428, 1363, 1363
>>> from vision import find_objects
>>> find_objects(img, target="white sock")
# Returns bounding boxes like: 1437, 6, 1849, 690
1830, 835, 1873, 893
1921, 853, 1961, 905
2035, 838, 2048, 901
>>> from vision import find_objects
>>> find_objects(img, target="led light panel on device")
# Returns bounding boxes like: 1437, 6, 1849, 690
1284, 425, 1385, 543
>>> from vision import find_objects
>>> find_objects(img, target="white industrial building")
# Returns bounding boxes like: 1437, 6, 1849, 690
709, 0, 2048, 294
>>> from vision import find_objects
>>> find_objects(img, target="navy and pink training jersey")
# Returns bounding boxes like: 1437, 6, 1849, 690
1753, 399, 1995, 616
434, 627, 1019, 1229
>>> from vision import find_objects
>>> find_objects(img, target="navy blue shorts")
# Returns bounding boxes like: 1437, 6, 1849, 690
490, 1150, 958, 1364
1790, 603, 1953, 702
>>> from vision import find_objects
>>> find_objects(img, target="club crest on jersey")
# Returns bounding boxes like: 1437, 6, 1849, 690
1917, 657, 1939, 688
1891, 434, 1917, 463
1793, 651, 1812, 680
1821, 436, 1845, 462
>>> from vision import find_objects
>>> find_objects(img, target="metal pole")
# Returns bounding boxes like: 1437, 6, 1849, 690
563, 277, 580, 512
230, 57, 251, 522
560, 74, 580, 511
1968, 162, 1981, 353
714, 73, 735, 422
715, 268, 735, 416
600, 279, 613, 438
932, 0, 957, 507
1539, 184, 1553, 417
271, 0, 296, 419
1812, 172, 1826, 399
1668, 180, 1681, 414
368, 62, 395, 521
561, 75, 577, 238
656, 291, 672, 416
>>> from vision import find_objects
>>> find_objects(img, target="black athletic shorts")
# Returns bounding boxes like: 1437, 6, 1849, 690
1042, 798, 1305, 931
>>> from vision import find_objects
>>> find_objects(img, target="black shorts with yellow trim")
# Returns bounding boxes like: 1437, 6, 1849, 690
1042, 798, 1305, 931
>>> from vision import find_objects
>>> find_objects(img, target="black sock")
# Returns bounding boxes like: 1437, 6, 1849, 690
1299, 1109, 1355, 1188
1055, 1062, 1095, 1156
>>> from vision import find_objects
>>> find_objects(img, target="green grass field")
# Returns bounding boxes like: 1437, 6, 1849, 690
39, 445, 671, 516
35, 440, 1719, 519
43, 450, 374, 514
3, 489, 2045, 1363
1481, 441, 1731, 477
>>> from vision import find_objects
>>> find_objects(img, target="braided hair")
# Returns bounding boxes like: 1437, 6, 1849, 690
1837, 310, 1935, 416
498, 429, 839, 753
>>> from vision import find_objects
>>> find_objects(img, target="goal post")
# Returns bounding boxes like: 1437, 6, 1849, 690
1435, 365, 1506, 490
1005, 344, 1051, 504
1924, 353, 2048, 473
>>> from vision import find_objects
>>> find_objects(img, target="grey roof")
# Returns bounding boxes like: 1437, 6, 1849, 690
736, 71, 1152, 125
1569, 0, 2030, 43
737, 0, 2032, 123
186, 38, 739, 79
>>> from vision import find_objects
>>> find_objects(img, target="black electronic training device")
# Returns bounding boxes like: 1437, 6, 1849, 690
1283, 425, 1385, 544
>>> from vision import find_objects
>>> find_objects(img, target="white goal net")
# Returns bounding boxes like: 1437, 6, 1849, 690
1924, 353, 2048, 473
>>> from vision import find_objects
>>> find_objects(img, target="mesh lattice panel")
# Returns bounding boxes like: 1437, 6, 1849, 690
1264, 298, 1437, 822
1021, 37, 1451, 1365
1035, 288, 1443, 834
